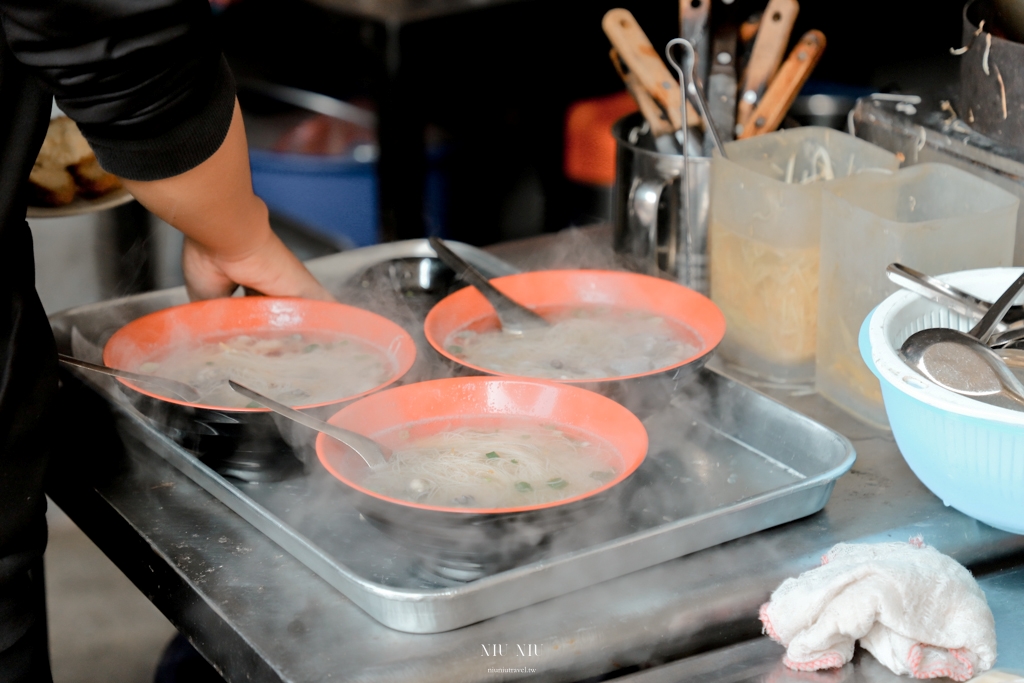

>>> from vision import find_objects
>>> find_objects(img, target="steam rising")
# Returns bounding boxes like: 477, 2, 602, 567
59, 229, 812, 601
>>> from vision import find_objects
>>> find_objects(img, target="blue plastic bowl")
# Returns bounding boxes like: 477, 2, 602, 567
860, 268, 1024, 535
250, 149, 378, 248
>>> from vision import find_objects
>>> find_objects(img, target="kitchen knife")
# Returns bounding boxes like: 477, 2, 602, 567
735, 0, 799, 131
609, 49, 681, 154
603, 8, 704, 142
681, 0, 711, 87
706, 23, 738, 152
738, 29, 826, 139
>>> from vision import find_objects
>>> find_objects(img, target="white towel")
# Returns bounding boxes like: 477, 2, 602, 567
759, 538, 996, 680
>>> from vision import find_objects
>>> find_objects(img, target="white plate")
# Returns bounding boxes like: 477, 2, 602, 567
27, 187, 134, 219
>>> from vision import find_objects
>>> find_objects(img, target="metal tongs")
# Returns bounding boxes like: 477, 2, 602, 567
664, 38, 726, 269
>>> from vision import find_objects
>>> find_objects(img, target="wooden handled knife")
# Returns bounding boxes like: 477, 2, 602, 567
736, 0, 799, 129
609, 48, 680, 153
603, 8, 702, 133
737, 29, 826, 139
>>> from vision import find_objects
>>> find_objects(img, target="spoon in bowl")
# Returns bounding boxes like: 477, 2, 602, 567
899, 270, 1024, 410
428, 237, 548, 335
228, 381, 388, 470
58, 353, 202, 403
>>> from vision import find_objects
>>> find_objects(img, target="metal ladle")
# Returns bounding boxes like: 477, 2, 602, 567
229, 381, 388, 470
428, 237, 547, 335
58, 353, 202, 403
899, 270, 1024, 410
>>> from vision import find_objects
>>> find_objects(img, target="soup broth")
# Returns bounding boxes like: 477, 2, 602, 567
359, 421, 622, 509
135, 332, 394, 407
444, 305, 698, 380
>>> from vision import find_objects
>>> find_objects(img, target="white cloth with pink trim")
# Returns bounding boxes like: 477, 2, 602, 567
759, 539, 996, 681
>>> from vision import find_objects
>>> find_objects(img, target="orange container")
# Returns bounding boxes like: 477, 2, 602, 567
563, 91, 638, 187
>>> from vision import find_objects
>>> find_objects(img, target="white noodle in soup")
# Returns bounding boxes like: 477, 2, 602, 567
135, 332, 394, 407
359, 422, 622, 508
444, 305, 698, 380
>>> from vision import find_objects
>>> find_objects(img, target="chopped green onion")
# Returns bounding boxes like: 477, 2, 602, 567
485, 451, 500, 459
303, 344, 320, 353
590, 470, 615, 482
448, 345, 464, 355
547, 478, 568, 490
515, 482, 533, 493
246, 401, 262, 409
510, 459, 518, 464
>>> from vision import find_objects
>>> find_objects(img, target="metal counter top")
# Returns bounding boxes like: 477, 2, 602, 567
47, 228, 1024, 682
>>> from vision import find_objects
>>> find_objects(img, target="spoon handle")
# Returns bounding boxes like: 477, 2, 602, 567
969, 270, 1024, 343
227, 381, 388, 470
429, 237, 548, 334
887, 264, 989, 319
58, 353, 201, 403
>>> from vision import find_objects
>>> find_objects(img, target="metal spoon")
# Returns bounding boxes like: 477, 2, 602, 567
886, 263, 1024, 331
428, 237, 547, 335
228, 381, 388, 470
899, 270, 1024, 410
58, 353, 202, 403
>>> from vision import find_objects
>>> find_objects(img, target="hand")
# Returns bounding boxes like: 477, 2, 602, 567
182, 229, 334, 302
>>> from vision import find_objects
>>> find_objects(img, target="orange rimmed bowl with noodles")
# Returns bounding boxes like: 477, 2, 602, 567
104, 297, 416, 412
422, 270, 725, 385
316, 376, 648, 575
101, 297, 417, 481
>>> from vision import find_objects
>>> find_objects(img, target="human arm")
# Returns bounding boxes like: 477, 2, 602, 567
2, 0, 331, 301
120, 101, 332, 301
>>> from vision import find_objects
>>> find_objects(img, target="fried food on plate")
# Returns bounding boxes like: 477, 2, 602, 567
30, 116, 123, 207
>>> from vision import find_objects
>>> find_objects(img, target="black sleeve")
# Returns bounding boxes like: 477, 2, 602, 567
0, 0, 236, 181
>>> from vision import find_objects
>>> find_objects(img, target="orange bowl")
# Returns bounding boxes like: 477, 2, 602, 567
103, 297, 416, 412
315, 376, 649, 574
422, 270, 726, 383
316, 376, 648, 515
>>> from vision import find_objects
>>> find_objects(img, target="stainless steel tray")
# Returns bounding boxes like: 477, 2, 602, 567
50, 239, 855, 634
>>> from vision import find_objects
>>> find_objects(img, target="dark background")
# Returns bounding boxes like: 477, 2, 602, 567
213, 0, 969, 246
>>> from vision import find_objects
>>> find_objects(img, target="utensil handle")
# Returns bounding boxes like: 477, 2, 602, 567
969, 270, 1024, 343
737, 29, 825, 139
603, 9, 702, 131
736, 0, 799, 127
428, 237, 547, 333
680, 0, 711, 84
707, 24, 738, 146
886, 264, 990, 320
429, 237, 513, 306
610, 49, 676, 139
57, 353, 201, 403
228, 381, 387, 469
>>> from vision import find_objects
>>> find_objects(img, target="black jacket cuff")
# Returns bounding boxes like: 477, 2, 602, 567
81, 56, 236, 181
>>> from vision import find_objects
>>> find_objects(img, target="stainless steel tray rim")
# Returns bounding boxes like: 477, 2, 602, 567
52, 238, 859, 634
